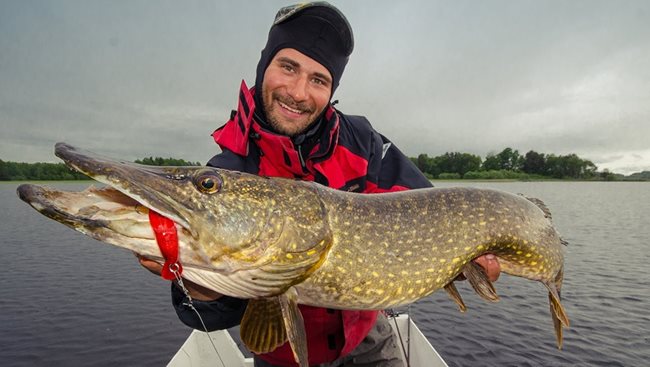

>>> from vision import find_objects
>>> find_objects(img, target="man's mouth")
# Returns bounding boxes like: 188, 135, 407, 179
278, 100, 306, 115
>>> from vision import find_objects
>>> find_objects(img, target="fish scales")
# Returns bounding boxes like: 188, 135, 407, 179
17, 143, 569, 364
294, 186, 564, 309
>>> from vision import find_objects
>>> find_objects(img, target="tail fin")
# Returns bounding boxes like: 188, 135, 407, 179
543, 266, 569, 349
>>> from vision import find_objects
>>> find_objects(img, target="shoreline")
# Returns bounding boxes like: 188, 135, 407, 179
3, 179, 646, 184
430, 178, 648, 182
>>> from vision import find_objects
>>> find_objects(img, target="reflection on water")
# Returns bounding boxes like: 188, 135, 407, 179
1, 181, 649, 366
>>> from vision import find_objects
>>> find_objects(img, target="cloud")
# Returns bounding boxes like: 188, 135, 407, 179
1, 0, 649, 175
589, 149, 650, 175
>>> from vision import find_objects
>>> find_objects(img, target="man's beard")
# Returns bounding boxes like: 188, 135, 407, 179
263, 90, 317, 137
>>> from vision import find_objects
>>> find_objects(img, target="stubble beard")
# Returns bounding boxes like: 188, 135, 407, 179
263, 90, 317, 137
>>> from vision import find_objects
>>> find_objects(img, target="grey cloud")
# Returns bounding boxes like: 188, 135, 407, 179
1, 0, 649, 174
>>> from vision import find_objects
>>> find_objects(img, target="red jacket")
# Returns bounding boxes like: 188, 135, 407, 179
175, 81, 431, 366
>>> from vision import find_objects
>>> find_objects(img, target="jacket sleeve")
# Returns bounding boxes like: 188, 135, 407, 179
365, 132, 433, 193
171, 283, 247, 331
171, 148, 250, 331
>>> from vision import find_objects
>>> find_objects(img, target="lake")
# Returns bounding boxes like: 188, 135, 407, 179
1, 181, 648, 366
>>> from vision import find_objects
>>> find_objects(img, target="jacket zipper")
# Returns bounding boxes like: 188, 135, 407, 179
297, 144, 307, 171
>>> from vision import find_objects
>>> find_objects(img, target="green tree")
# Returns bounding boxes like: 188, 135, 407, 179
546, 154, 565, 178
600, 169, 618, 181
435, 152, 481, 178
482, 148, 523, 171
545, 154, 597, 179
411, 154, 440, 177
497, 148, 523, 171
0, 160, 9, 180
522, 150, 547, 175
482, 153, 501, 171
0, 156, 199, 180
134, 157, 201, 166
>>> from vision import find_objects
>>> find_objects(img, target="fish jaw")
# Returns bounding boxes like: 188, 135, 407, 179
49, 143, 281, 271
54, 143, 195, 233
16, 182, 295, 298
18, 143, 334, 297
16, 183, 207, 266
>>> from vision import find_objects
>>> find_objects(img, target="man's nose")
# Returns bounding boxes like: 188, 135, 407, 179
286, 75, 308, 102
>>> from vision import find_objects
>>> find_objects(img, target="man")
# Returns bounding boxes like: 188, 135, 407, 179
139, 2, 500, 366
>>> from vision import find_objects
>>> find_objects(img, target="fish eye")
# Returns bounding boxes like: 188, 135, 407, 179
194, 173, 222, 194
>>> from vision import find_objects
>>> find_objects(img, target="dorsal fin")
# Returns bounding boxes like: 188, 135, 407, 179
521, 194, 569, 246
521, 195, 553, 219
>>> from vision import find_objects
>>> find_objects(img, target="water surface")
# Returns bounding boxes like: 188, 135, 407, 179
1, 181, 648, 366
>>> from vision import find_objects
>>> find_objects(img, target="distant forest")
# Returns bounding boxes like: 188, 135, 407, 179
1, 149, 648, 181
0, 157, 200, 181
409, 147, 648, 181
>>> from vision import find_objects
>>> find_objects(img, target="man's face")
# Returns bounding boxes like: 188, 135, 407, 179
262, 48, 332, 137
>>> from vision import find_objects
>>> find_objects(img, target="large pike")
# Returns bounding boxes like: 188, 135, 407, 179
18, 143, 569, 366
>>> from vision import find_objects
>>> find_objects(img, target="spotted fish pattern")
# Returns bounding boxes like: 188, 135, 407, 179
17, 143, 569, 359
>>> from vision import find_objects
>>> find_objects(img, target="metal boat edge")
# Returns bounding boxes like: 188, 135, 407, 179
167, 314, 447, 367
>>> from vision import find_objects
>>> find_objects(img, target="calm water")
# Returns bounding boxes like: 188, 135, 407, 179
1, 181, 649, 366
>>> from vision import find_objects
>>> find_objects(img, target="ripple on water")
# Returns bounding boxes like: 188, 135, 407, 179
3, 182, 650, 366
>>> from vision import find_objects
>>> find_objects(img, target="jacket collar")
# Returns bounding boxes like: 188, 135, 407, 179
212, 80, 339, 176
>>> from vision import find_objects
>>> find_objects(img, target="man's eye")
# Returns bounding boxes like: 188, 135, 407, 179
282, 64, 294, 72
312, 78, 324, 85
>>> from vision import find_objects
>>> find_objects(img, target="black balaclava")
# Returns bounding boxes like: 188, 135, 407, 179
253, 2, 354, 128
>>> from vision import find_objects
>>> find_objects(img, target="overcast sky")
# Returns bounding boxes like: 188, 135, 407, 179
1, 0, 649, 174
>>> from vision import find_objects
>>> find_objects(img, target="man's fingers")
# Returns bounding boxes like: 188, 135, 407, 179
473, 254, 501, 282
453, 254, 501, 282
135, 254, 163, 276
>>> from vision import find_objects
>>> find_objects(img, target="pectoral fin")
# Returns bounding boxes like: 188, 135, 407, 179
240, 298, 287, 354
279, 288, 308, 367
463, 261, 500, 302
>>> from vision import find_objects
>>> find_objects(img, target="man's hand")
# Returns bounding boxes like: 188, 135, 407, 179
136, 255, 164, 276
454, 254, 501, 282
135, 254, 223, 301
472, 253, 500, 282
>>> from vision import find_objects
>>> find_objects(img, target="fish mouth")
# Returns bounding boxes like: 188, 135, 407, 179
17, 184, 170, 256
16, 143, 200, 256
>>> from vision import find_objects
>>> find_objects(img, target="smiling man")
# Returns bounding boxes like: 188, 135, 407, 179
139, 2, 499, 366
263, 48, 332, 136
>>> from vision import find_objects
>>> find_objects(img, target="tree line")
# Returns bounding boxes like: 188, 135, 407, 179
2, 150, 645, 181
134, 157, 201, 166
410, 147, 608, 180
0, 157, 200, 181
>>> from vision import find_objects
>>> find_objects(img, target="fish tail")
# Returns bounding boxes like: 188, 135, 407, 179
544, 266, 569, 349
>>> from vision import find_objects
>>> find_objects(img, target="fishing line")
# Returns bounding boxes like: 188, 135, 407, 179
387, 308, 412, 367
171, 265, 227, 367
149, 210, 227, 365
406, 304, 411, 367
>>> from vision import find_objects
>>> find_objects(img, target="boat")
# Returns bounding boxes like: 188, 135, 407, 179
168, 313, 448, 367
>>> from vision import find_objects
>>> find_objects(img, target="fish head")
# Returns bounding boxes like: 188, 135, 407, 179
17, 143, 331, 279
